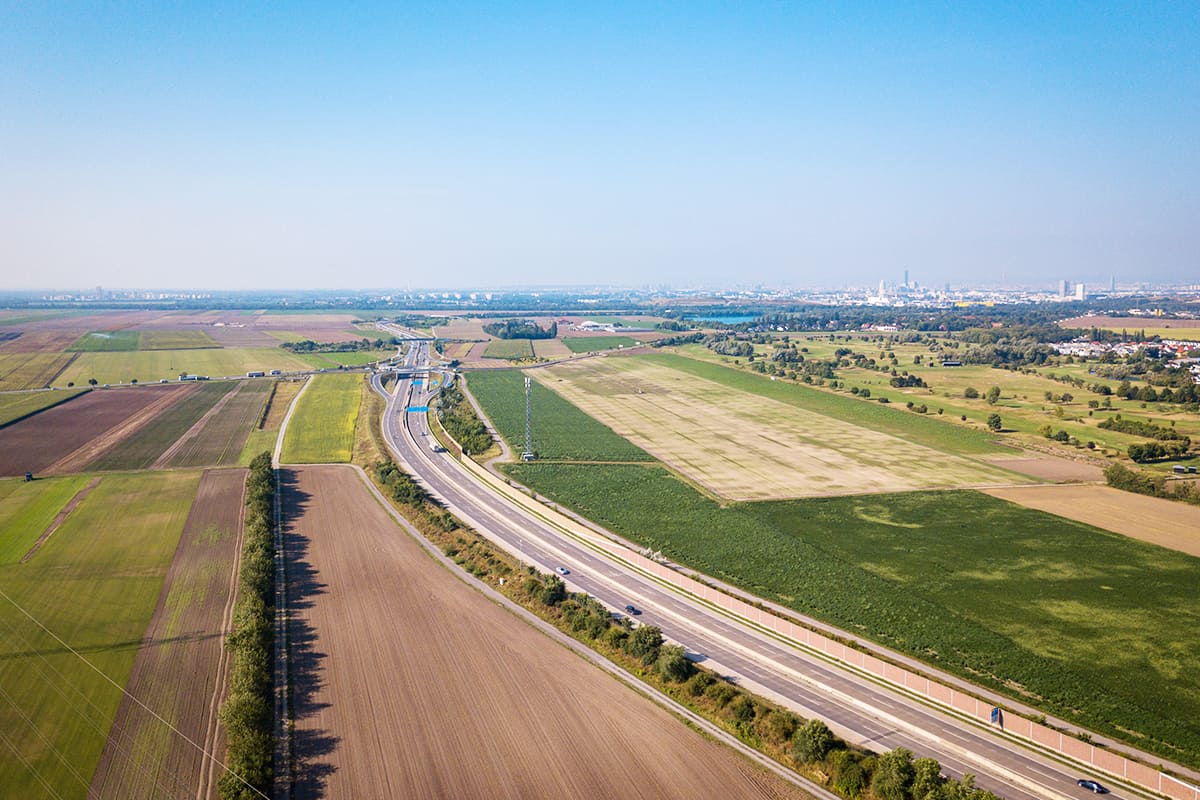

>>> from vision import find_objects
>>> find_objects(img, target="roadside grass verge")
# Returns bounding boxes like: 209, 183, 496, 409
466, 369, 654, 462
501, 461, 1200, 766
280, 373, 362, 463
239, 380, 304, 465
89, 381, 234, 471
0, 470, 200, 797
0, 353, 77, 390
482, 338, 534, 359
0, 388, 88, 427
67, 330, 141, 351
562, 335, 639, 353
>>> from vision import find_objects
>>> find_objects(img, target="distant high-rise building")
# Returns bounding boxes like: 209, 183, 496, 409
879, 279, 886, 296
1110, 275, 1116, 292
903, 269, 909, 288
1058, 279, 1069, 297
1075, 282, 1086, 301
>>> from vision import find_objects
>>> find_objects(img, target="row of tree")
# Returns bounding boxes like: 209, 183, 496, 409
281, 336, 397, 352
436, 384, 494, 456
217, 452, 275, 799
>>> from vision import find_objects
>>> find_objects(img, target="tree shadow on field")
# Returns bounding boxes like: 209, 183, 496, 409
280, 468, 339, 799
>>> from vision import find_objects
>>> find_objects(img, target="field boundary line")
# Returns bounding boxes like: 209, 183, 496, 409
152, 382, 246, 469
343, 460, 839, 800
446, 379, 1198, 800
19, 476, 102, 564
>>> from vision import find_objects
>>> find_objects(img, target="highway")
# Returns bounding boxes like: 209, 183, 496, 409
371, 336, 1142, 800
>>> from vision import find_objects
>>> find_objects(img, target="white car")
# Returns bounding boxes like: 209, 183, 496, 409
556, 566, 570, 576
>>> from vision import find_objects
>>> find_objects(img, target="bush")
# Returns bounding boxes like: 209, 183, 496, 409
792, 718, 835, 763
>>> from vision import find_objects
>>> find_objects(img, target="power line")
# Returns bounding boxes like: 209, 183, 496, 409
0, 586, 270, 800
0, 610, 198, 800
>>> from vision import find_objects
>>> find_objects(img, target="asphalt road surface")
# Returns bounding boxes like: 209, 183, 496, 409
372, 338, 1146, 800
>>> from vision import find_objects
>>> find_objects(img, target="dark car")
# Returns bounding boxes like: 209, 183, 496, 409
1077, 780, 1108, 794
624, 604, 641, 615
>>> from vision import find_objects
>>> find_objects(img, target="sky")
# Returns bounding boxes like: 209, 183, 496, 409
1, 1, 1197, 291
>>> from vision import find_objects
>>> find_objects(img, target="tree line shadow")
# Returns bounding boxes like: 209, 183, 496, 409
279, 468, 339, 799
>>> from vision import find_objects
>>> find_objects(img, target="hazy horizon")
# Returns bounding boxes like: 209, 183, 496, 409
3, 2, 1197, 291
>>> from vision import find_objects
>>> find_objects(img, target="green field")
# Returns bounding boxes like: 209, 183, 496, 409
466, 369, 653, 462
89, 382, 234, 471
140, 329, 220, 350
280, 374, 363, 463
55, 348, 311, 386
483, 338, 535, 360
0, 474, 94, 562
0, 388, 87, 427
164, 380, 273, 468
658, 352, 1009, 455
0, 470, 200, 797
561, 335, 640, 353
67, 330, 141, 352
293, 350, 391, 369
503, 460, 1200, 765
0, 353, 77, 390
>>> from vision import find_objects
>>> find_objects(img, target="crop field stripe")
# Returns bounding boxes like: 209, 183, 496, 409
500, 461, 1200, 766
87, 381, 235, 472
536, 357, 1026, 499
162, 380, 274, 468
0, 470, 201, 797
0, 475, 94, 563
279, 373, 362, 463
0, 353, 78, 390
0, 388, 89, 428
653, 352, 1009, 455
67, 330, 142, 352
89, 468, 246, 800
138, 329, 221, 350
466, 369, 654, 462
561, 335, 639, 353
54, 348, 313, 387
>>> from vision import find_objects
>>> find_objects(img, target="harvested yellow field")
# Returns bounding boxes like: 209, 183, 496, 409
0, 352, 75, 389
532, 337, 573, 359
984, 484, 1200, 557
538, 358, 1027, 500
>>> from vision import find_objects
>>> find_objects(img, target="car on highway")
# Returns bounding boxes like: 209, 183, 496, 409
556, 566, 569, 576
624, 604, 641, 615
1076, 780, 1108, 794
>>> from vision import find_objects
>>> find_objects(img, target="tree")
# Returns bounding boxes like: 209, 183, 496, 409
539, 575, 566, 606
627, 624, 663, 664
963, 387, 979, 399
66, 381, 74, 388
792, 718, 835, 763
912, 757, 944, 800
871, 747, 916, 800
88, 378, 98, 386
986, 413, 1002, 432
985, 385, 1001, 404
655, 644, 694, 682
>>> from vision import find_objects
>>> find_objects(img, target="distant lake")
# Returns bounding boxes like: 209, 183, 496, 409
686, 313, 759, 324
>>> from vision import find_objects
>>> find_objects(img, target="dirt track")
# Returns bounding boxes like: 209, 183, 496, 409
0, 385, 193, 477
90, 468, 246, 800
284, 465, 805, 800
985, 483, 1200, 557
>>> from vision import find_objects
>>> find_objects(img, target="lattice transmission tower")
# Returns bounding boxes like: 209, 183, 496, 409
521, 376, 536, 461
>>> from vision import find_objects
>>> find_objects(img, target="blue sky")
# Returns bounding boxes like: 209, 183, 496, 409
2, 2, 1197, 290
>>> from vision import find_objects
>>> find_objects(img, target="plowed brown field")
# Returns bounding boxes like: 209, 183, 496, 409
284, 465, 805, 800
90, 468, 246, 800
0, 384, 194, 477
985, 483, 1200, 557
